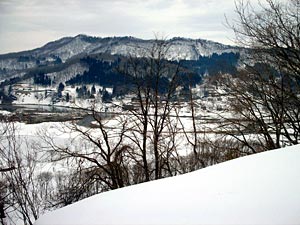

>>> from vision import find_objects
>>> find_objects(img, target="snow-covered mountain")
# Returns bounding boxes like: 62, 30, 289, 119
0, 35, 241, 105
0, 34, 239, 75
34, 144, 300, 225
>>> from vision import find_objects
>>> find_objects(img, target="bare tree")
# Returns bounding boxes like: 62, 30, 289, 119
231, 0, 300, 78
223, 0, 300, 150
0, 119, 42, 225
42, 107, 130, 194
119, 37, 182, 181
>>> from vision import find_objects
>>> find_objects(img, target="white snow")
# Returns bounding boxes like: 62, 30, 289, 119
0, 36, 239, 73
34, 145, 300, 225
0, 109, 11, 115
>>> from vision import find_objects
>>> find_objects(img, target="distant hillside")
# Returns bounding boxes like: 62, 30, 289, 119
0, 35, 241, 104
0, 34, 240, 76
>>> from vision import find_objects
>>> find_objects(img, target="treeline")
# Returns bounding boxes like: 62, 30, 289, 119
65, 57, 197, 97
67, 53, 238, 89
180, 52, 239, 76
33, 72, 51, 86
4, 52, 239, 101
66, 57, 124, 86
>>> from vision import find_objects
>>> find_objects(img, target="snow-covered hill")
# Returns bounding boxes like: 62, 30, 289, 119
34, 145, 300, 225
0, 35, 239, 73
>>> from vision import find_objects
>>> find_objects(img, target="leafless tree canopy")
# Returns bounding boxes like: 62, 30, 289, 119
232, 0, 300, 76
222, 0, 300, 150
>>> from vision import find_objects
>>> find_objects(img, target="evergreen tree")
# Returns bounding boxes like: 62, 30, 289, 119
33, 73, 51, 86
102, 90, 112, 103
91, 85, 96, 95
66, 92, 70, 102
57, 83, 65, 98
58, 83, 65, 92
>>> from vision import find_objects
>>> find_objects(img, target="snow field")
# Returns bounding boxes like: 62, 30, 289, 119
34, 144, 300, 225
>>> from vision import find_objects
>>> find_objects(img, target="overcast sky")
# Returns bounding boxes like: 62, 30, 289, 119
0, 0, 246, 54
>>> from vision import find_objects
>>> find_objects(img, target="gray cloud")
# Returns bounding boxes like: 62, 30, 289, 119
0, 0, 243, 54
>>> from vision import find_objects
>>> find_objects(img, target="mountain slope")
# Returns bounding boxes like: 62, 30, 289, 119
0, 35, 239, 74
34, 145, 300, 225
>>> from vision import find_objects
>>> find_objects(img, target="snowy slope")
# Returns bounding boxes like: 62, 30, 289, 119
34, 145, 300, 225
0, 35, 239, 73
37, 35, 238, 61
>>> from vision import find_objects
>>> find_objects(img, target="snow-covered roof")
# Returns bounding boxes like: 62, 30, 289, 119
34, 145, 300, 225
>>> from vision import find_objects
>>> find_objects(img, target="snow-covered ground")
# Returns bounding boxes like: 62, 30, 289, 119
34, 144, 300, 225
0, 35, 239, 73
